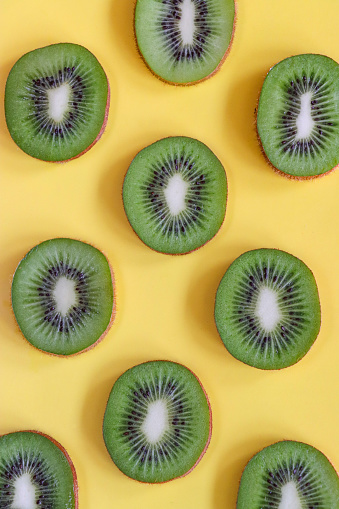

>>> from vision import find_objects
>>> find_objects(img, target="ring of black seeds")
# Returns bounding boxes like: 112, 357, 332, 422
141, 153, 209, 237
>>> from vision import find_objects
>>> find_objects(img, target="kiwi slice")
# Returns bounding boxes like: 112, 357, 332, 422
123, 136, 227, 254
214, 248, 321, 369
0, 430, 78, 509
11, 238, 115, 356
103, 360, 212, 483
257, 54, 339, 179
237, 441, 339, 508
134, 0, 236, 84
5, 43, 109, 162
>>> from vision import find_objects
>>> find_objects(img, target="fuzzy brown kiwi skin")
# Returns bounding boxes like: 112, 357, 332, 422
0, 430, 79, 508
133, 0, 237, 86
11, 238, 116, 357
255, 71, 337, 181
107, 360, 212, 484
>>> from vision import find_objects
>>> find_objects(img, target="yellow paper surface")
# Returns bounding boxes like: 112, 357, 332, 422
0, 1, 338, 507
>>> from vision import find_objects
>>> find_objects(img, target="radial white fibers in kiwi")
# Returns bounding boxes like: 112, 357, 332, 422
5, 43, 109, 162
123, 136, 227, 254
0, 430, 78, 509
11, 238, 115, 356
103, 360, 212, 483
214, 249, 321, 369
257, 54, 339, 179
237, 441, 339, 509
134, 0, 236, 84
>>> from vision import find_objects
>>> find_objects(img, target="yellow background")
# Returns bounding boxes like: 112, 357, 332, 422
1, 0, 338, 507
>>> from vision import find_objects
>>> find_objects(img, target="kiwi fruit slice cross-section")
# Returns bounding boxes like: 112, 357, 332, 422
103, 360, 212, 483
11, 238, 115, 356
214, 248, 321, 369
5, 43, 109, 162
257, 54, 339, 179
237, 440, 339, 508
134, 0, 236, 85
0, 430, 78, 509
123, 136, 227, 254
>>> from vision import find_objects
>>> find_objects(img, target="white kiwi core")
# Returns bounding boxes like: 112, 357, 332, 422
164, 174, 189, 215
278, 481, 303, 509
255, 287, 281, 331
11, 473, 36, 509
47, 83, 70, 122
141, 400, 169, 444
179, 0, 196, 45
295, 91, 314, 140
53, 276, 77, 316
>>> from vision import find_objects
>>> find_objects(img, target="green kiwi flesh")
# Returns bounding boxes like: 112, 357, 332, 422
134, 0, 236, 84
123, 136, 227, 254
214, 248, 321, 369
5, 43, 109, 162
0, 430, 78, 509
237, 441, 339, 509
103, 360, 212, 483
257, 54, 339, 178
11, 238, 115, 356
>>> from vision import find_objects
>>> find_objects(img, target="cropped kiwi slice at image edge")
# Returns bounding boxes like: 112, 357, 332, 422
236, 440, 339, 509
0, 430, 78, 509
214, 248, 321, 370
11, 238, 115, 356
257, 54, 339, 179
5, 43, 109, 162
103, 360, 212, 483
123, 136, 227, 254
134, 0, 236, 85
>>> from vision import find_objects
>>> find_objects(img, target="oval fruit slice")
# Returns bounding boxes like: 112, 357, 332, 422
11, 238, 115, 356
134, 0, 236, 84
0, 430, 78, 509
237, 441, 339, 509
5, 43, 109, 162
214, 248, 321, 369
103, 360, 212, 483
123, 136, 227, 254
257, 54, 339, 179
